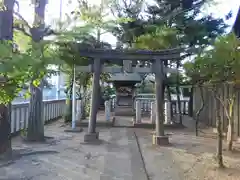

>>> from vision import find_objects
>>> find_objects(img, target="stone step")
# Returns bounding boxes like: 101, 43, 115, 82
114, 107, 134, 116
75, 118, 115, 127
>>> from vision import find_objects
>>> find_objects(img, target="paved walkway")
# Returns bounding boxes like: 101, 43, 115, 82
0, 117, 148, 180
1, 116, 240, 180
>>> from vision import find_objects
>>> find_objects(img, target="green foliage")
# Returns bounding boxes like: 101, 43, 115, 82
0, 39, 58, 104
110, 0, 145, 45
13, 30, 31, 52
0, 41, 31, 104
102, 85, 115, 100
184, 33, 240, 85
133, 26, 179, 50
72, 0, 133, 35
146, 0, 227, 48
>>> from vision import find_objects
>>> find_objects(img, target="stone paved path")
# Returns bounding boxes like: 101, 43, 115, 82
0, 118, 148, 180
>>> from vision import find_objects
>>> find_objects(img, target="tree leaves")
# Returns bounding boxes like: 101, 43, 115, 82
133, 26, 179, 50
184, 33, 240, 86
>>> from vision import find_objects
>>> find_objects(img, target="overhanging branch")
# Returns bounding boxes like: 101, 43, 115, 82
13, 11, 31, 30
13, 25, 31, 37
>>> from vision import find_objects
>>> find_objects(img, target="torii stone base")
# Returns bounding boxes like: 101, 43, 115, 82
152, 135, 169, 146
84, 132, 99, 142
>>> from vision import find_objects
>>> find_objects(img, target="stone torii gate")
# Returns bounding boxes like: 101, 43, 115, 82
76, 48, 182, 145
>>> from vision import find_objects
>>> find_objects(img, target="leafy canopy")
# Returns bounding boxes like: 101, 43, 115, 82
0, 40, 58, 104
184, 33, 240, 85
133, 26, 179, 50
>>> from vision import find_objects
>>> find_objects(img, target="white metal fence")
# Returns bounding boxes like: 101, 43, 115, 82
11, 99, 66, 134
109, 95, 189, 115
133, 98, 189, 114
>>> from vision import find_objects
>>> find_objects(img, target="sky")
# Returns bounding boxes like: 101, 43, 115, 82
17, 0, 240, 86
19, 0, 240, 46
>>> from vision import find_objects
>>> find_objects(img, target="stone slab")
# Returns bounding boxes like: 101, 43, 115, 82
76, 117, 115, 127
64, 127, 83, 133
133, 123, 155, 129
133, 122, 185, 129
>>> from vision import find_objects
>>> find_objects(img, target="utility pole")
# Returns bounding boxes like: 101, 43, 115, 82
57, 0, 63, 99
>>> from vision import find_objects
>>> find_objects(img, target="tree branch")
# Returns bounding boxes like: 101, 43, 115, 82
13, 25, 31, 37
214, 93, 231, 121
13, 11, 31, 30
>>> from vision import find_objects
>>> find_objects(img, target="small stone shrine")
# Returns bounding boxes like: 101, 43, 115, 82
109, 72, 142, 116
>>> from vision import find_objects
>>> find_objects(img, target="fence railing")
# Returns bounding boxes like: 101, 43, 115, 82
134, 98, 189, 115
110, 97, 116, 112
11, 99, 66, 134
109, 96, 189, 115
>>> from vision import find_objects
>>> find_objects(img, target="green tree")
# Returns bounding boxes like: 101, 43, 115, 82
0, 0, 16, 156
184, 33, 240, 168
11, 0, 57, 141
134, 26, 180, 121
56, 28, 112, 122
110, 0, 145, 46
0, 0, 54, 154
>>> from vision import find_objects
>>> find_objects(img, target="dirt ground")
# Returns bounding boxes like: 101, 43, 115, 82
135, 115, 240, 180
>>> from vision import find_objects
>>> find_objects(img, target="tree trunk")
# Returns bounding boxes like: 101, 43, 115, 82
195, 86, 204, 136
216, 95, 224, 168
0, 0, 14, 40
0, 104, 11, 156
27, 0, 47, 141
0, 0, 14, 156
233, 7, 240, 37
227, 98, 234, 151
227, 118, 234, 151
27, 82, 44, 141
188, 86, 193, 117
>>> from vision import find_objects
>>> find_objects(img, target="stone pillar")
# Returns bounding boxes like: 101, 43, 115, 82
76, 99, 82, 121
164, 101, 171, 124
152, 59, 169, 145
176, 102, 179, 113
105, 100, 111, 121
136, 100, 141, 123
150, 102, 156, 124
84, 59, 101, 142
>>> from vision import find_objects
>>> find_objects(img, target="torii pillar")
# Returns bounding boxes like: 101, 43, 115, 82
152, 59, 169, 145
84, 59, 101, 142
